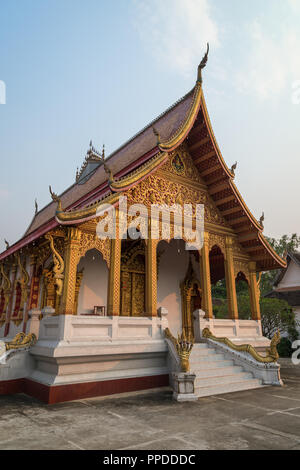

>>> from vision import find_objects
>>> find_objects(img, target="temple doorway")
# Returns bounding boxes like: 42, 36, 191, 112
120, 238, 146, 316
181, 256, 202, 337
77, 249, 108, 315
157, 239, 189, 336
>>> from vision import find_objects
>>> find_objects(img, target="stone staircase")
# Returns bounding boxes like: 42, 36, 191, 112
190, 343, 264, 398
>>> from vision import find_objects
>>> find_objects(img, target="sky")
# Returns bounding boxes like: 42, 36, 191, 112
0, 0, 299, 253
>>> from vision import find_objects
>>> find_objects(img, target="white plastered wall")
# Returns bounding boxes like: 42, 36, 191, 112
77, 249, 108, 315
157, 240, 189, 336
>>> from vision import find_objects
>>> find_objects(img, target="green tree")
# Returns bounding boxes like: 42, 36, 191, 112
260, 298, 298, 341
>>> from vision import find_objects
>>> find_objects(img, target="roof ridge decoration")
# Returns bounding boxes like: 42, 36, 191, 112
76, 140, 103, 183
109, 151, 168, 192
197, 43, 209, 84
55, 191, 122, 224
101, 144, 115, 185
155, 44, 209, 153
49, 186, 63, 213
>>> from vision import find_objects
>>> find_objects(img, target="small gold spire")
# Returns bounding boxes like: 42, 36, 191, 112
259, 212, 265, 228
101, 144, 114, 184
197, 42, 209, 84
49, 186, 63, 213
152, 127, 161, 145
230, 161, 237, 176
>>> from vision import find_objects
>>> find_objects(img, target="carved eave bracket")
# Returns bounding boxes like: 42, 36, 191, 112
45, 233, 65, 296
15, 253, 30, 306
49, 186, 63, 214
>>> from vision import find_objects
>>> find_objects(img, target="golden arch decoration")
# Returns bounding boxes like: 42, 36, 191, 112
234, 260, 250, 282
77, 233, 111, 268
208, 233, 226, 257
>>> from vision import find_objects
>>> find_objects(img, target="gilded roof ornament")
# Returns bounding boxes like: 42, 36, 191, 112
197, 43, 209, 84
230, 161, 237, 176
75, 140, 103, 183
45, 233, 65, 297
152, 127, 161, 145
49, 186, 63, 213
101, 144, 115, 184
259, 212, 265, 228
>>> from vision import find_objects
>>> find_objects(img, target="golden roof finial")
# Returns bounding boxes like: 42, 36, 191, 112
259, 212, 265, 228
101, 144, 114, 184
197, 43, 209, 84
231, 161, 237, 176
49, 185, 63, 213
152, 127, 161, 145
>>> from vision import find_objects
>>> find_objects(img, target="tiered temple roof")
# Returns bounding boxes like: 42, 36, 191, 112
0, 56, 286, 272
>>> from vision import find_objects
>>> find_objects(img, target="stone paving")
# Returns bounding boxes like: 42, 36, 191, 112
0, 364, 300, 450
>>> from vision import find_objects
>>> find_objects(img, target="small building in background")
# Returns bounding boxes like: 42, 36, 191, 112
266, 251, 300, 333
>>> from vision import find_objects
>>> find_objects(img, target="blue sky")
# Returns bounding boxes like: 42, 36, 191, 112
0, 0, 299, 252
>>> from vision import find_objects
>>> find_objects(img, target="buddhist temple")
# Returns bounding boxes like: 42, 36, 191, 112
0, 49, 286, 403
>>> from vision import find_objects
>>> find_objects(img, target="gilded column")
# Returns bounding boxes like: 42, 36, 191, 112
0, 263, 11, 329
199, 232, 213, 319
4, 261, 18, 336
145, 236, 158, 317
225, 237, 239, 320
74, 270, 84, 315
60, 228, 81, 315
107, 210, 121, 316
23, 254, 37, 333
248, 261, 261, 321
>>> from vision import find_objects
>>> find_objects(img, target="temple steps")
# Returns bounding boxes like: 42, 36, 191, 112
194, 378, 262, 398
194, 371, 252, 387
193, 365, 244, 378
190, 343, 264, 398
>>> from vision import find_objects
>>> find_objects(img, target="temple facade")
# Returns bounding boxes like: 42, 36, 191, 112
0, 57, 286, 403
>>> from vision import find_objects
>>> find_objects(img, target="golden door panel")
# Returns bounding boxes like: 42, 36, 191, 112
131, 272, 145, 316
120, 271, 132, 316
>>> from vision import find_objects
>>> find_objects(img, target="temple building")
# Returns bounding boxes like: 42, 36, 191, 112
0, 52, 286, 403
266, 251, 300, 334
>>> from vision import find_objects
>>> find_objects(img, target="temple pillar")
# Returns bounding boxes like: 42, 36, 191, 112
199, 232, 213, 319
145, 237, 158, 317
248, 261, 261, 321
4, 262, 18, 336
225, 237, 239, 320
23, 254, 37, 333
60, 228, 81, 315
74, 270, 84, 315
107, 211, 121, 316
